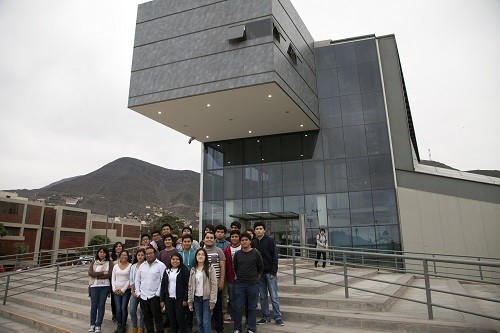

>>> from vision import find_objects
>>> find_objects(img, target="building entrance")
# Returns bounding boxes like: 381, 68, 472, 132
229, 212, 305, 257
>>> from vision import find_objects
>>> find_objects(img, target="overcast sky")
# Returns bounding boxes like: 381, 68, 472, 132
1, 0, 499, 190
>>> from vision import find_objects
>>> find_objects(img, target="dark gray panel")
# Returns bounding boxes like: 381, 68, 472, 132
335, 43, 357, 67
358, 62, 382, 93
322, 128, 345, 159
344, 125, 367, 158
319, 97, 342, 128
324, 159, 348, 193
338, 65, 361, 96
341, 94, 364, 126
317, 68, 340, 98
355, 38, 378, 64
362, 92, 386, 124
346, 157, 371, 191
315, 45, 336, 70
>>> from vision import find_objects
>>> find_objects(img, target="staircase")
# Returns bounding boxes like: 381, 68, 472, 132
0, 261, 498, 333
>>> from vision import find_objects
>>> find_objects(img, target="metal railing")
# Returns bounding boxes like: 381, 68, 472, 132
278, 244, 500, 322
298, 242, 500, 282
0, 244, 137, 305
0, 243, 114, 271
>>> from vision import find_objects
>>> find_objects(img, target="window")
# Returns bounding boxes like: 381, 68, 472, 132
0, 202, 21, 215
287, 44, 298, 65
246, 18, 272, 39
227, 25, 246, 44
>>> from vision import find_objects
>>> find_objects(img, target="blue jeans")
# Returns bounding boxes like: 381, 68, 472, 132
193, 296, 211, 333
130, 294, 144, 328
234, 283, 258, 332
258, 273, 282, 321
113, 289, 131, 326
90, 286, 110, 327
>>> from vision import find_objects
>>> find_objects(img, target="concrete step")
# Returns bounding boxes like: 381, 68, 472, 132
278, 268, 379, 294
277, 304, 496, 333
278, 273, 414, 311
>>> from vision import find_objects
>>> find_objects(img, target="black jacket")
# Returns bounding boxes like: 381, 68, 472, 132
160, 265, 190, 302
252, 235, 278, 275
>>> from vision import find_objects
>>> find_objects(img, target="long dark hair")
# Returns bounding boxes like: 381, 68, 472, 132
133, 248, 146, 264
94, 246, 110, 262
111, 241, 123, 261
168, 252, 184, 269
195, 248, 210, 277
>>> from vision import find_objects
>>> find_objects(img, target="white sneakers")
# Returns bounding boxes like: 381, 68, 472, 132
88, 325, 95, 332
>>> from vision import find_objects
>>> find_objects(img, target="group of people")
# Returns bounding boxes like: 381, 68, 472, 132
88, 221, 286, 333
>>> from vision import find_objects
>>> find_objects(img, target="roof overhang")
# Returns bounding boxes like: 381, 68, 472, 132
230, 211, 299, 221
129, 83, 318, 143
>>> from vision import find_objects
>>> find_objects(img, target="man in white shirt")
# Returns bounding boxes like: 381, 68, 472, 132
135, 246, 166, 333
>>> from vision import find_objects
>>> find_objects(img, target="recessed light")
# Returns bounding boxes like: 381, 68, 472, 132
300, 154, 303, 157
305, 134, 308, 137
248, 130, 252, 134
217, 144, 220, 147
157, 111, 162, 114
206, 104, 211, 107
262, 158, 265, 161
267, 94, 272, 98
228, 161, 231, 164
300, 124, 304, 127
206, 135, 209, 139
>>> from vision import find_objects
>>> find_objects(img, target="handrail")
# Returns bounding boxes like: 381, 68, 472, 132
277, 244, 500, 322
0, 243, 115, 270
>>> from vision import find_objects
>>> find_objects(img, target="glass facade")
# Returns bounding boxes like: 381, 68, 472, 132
201, 38, 401, 252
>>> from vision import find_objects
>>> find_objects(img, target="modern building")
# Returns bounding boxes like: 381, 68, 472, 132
128, 0, 500, 259
0, 191, 142, 262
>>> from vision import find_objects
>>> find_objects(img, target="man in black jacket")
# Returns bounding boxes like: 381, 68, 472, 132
251, 222, 284, 326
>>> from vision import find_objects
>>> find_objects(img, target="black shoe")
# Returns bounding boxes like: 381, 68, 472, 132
314, 262, 318, 268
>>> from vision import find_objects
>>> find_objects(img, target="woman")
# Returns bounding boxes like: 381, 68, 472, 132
88, 246, 113, 333
130, 249, 146, 333
111, 250, 132, 333
110, 242, 123, 322
187, 248, 217, 333
160, 253, 190, 333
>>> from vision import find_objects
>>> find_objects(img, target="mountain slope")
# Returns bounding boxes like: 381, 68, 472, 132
12, 157, 200, 221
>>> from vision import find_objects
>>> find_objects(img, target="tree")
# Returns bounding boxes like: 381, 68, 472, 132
13, 242, 29, 254
88, 235, 111, 247
0, 223, 8, 256
149, 215, 185, 236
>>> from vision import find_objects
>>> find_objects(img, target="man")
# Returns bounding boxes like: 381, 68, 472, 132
252, 221, 284, 326
315, 228, 328, 268
214, 224, 230, 320
226, 221, 241, 241
176, 226, 200, 250
157, 223, 172, 252
158, 234, 177, 268
223, 230, 242, 324
215, 224, 230, 250
203, 231, 226, 333
135, 246, 166, 333
150, 230, 162, 253
233, 233, 263, 333
178, 234, 196, 333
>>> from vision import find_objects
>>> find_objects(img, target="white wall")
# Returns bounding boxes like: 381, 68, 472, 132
397, 187, 500, 278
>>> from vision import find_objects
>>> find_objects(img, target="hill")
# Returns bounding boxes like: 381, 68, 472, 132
11, 157, 200, 222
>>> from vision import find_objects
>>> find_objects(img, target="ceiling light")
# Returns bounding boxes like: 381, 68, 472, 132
305, 134, 308, 137
157, 111, 162, 114
267, 94, 272, 98
300, 124, 304, 127
248, 130, 252, 134
206, 135, 209, 139
206, 104, 211, 107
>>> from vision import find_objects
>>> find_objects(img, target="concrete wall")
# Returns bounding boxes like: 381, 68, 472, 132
397, 186, 500, 277
129, 0, 317, 120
